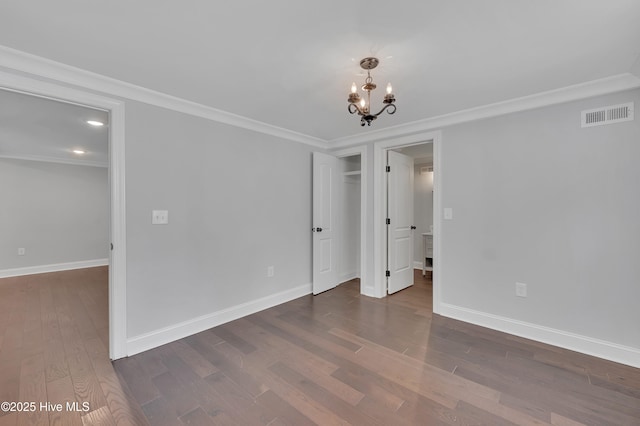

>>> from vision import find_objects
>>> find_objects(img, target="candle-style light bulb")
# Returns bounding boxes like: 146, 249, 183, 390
386, 83, 393, 94
351, 82, 357, 94
360, 98, 366, 109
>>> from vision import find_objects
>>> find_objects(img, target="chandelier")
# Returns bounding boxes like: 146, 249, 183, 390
347, 57, 396, 126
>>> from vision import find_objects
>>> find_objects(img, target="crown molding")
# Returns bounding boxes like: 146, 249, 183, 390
3, 45, 638, 150
0, 153, 108, 168
331, 73, 640, 148
0, 45, 328, 149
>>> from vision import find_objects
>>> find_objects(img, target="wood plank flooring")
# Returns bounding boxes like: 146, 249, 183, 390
0, 267, 147, 425
2, 268, 639, 425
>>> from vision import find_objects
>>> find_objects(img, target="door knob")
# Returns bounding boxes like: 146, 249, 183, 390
312, 227, 323, 232
411, 226, 417, 230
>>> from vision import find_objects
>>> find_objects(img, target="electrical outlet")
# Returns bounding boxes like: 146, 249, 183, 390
267, 266, 275, 277
152, 210, 169, 225
516, 282, 527, 298
18, 248, 26, 256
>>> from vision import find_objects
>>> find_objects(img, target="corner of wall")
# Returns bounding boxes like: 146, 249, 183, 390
126, 282, 312, 356
439, 303, 640, 369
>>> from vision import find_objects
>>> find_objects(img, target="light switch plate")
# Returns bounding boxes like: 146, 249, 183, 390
152, 210, 169, 225
444, 207, 453, 220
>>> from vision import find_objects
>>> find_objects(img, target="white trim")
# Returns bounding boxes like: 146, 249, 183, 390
3, 46, 639, 151
126, 283, 312, 356
0, 153, 107, 168
332, 145, 369, 297
432, 134, 442, 314
331, 73, 640, 147
0, 70, 128, 361
373, 131, 442, 303
338, 273, 360, 284
439, 303, 640, 369
0, 45, 327, 149
109, 97, 127, 361
413, 261, 433, 271
0, 258, 108, 279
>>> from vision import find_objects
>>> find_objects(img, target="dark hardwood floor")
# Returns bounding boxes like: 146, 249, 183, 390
0, 267, 147, 426
1, 268, 639, 425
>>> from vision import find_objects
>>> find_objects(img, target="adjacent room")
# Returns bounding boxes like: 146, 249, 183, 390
1, 1, 639, 424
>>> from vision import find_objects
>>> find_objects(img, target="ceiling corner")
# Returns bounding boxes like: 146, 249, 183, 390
0, 45, 329, 150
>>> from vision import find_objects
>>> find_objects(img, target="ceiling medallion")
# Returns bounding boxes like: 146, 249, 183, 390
347, 57, 396, 126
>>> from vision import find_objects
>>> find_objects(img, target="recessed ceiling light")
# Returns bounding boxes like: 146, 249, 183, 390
73, 150, 85, 155
86, 120, 104, 127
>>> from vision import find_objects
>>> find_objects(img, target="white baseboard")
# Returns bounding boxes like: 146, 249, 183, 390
338, 272, 359, 284
126, 283, 312, 356
439, 303, 640, 369
413, 261, 433, 272
0, 258, 108, 279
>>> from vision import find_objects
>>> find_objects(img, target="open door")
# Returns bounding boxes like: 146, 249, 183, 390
312, 152, 338, 294
387, 150, 415, 294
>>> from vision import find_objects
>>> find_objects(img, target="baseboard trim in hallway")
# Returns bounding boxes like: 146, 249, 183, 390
0, 258, 108, 279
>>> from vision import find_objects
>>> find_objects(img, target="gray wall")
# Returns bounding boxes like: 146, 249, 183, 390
0, 158, 108, 270
125, 102, 314, 337
440, 88, 640, 348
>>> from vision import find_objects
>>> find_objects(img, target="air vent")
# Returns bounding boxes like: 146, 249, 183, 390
581, 102, 634, 128
420, 166, 433, 174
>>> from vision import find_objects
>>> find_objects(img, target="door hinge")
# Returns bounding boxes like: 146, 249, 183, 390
386, 218, 390, 225
386, 165, 391, 172
110, 243, 113, 251
386, 270, 391, 277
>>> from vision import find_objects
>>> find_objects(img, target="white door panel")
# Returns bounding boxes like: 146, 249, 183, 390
394, 237, 411, 270
387, 150, 415, 294
313, 152, 338, 294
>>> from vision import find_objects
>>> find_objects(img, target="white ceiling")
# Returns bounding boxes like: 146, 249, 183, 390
1, 0, 640, 143
396, 143, 433, 165
0, 89, 109, 166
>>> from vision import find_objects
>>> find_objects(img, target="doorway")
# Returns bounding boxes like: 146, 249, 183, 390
312, 146, 367, 295
0, 71, 127, 359
337, 153, 362, 285
386, 143, 434, 294
373, 130, 442, 313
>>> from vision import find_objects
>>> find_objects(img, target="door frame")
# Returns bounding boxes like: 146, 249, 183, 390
0, 71, 128, 359
332, 145, 368, 294
373, 130, 442, 312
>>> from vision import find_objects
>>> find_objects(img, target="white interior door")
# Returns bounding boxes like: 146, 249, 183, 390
387, 150, 415, 294
313, 152, 338, 294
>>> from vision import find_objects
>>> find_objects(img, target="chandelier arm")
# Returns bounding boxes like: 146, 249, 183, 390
371, 103, 397, 118
348, 103, 364, 115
